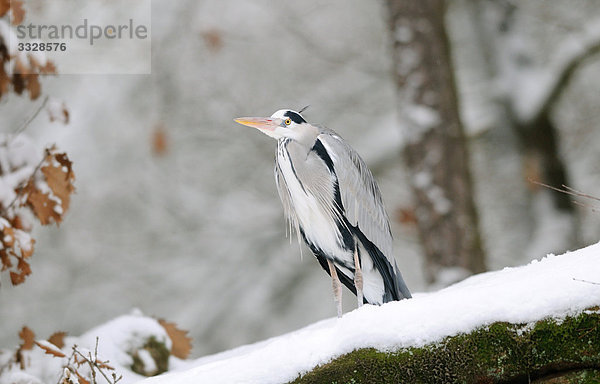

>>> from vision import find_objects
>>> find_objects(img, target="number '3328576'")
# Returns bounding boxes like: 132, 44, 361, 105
17, 42, 67, 51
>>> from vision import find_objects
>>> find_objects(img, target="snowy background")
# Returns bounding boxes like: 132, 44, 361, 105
1, 0, 600, 361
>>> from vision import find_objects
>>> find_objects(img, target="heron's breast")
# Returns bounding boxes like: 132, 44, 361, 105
277, 151, 352, 265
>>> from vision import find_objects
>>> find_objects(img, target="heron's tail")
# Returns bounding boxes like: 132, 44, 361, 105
393, 260, 412, 299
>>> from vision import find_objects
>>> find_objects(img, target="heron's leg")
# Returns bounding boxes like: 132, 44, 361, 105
327, 259, 343, 318
353, 246, 364, 307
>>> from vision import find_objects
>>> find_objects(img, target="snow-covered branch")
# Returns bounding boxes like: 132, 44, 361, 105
510, 18, 600, 124
141, 242, 600, 384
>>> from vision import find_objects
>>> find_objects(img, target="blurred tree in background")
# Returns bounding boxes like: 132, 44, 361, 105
386, 0, 486, 285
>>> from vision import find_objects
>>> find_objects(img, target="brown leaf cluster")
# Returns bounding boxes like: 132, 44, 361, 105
0, 219, 35, 285
22, 148, 75, 226
14, 327, 68, 368
8, 320, 187, 383
1, 147, 75, 285
158, 319, 192, 359
0, 0, 24, 25
15, 326, 35, 369
0, 0, 57, 101
35, 340, 67, 358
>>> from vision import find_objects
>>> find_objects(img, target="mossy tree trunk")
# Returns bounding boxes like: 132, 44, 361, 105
291, 310, 600, 384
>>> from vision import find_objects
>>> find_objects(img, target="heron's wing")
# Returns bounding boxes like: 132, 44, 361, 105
317, 130, 393, 258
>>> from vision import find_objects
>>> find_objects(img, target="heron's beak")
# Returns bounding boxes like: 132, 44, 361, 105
234, 117, 278, 132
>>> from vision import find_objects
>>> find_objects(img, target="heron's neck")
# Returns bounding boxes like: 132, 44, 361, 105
283, 124, 319, 151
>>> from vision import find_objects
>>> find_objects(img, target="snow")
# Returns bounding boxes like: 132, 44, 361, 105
0, 311, 180, 384
1, 236, 598, 384
141, 242, 600, 384
75, 312, 172, 380
0, 20, 18, 56
0, 134, 40, 215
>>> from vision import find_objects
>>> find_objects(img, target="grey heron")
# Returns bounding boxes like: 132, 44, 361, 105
235, 109, 411, 317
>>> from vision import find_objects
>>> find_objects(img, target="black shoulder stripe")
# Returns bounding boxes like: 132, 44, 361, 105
311, 139, 335, 173
284, 110, 307, 124
312, 139, 348, 230
353, 227, 410, 302
281, 139, 306, 194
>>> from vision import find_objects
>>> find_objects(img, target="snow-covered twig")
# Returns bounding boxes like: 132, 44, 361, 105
56, 350, 76, 384
0, 152, 46, 216
573, 278, 600, 286
70, 338, 121, 384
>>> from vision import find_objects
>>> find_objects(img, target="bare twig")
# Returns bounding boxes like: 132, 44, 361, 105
573, 278, 600, 286
56, 349, 76, 384
70, 339, 120, 384
13, 96, 49, 138
573, 200, 600, 213
561, 184, 600, 202
528, 179, 600, 211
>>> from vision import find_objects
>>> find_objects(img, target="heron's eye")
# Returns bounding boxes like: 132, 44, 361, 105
285, 118, 291, 126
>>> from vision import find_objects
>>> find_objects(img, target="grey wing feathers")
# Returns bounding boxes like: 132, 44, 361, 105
317, 129, 394, 259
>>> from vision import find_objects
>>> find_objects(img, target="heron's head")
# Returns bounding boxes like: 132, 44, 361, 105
234, 109, 316, 142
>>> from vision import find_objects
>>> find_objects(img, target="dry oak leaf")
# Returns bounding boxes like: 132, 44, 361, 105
10, 259, 31, 285
1, 224, 15, 247
24, 150, 75, 225
16, 326, 35, 369
0, 65, 10, 96
151, 124, 168, 156
0, 0, 9, 17
26, 74, 41, 100
24, 183, 61, 225
75, 371, 91, 384
19, 234, 35, 258
17, 256, 31, 275
96, 360, 115, 370
19, 326, 35, 350
158, 319, 192, 359
39, 61, 57, 75
48, 331, 67, 349
35, 340, 66, 358
0, 249, 12, 270
28, 55, 56, 75
10, 0, 25, 25
42, 161, 75, 212
10, 214, 28, 231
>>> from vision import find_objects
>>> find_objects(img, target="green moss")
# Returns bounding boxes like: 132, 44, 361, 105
291, 311, 600, 384
130, 336, 170, 377
533, 369, 600, 383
